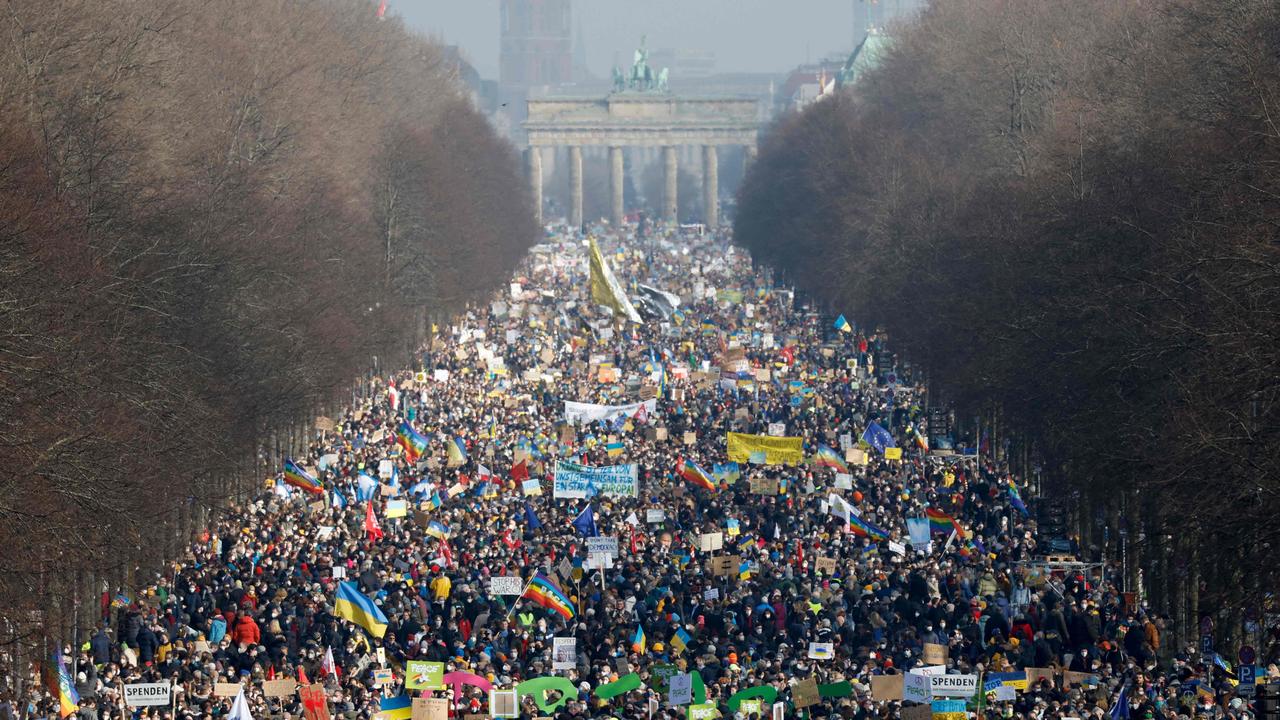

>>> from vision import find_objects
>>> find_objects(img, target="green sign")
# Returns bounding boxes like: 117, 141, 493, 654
648, 663, 679, 694
740, 699, 763, 716
688, 702, 721, 719
405, 660, 444, 690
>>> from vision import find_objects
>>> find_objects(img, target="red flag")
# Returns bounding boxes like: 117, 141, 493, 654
364, 501, 384, 542
510, 460, 529, 483
266, 664, 276, 681
376, 0, 388, 19
441, 540, 454, 567
298, 665, 310, 684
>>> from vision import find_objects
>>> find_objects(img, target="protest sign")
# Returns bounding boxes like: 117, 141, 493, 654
885, 447, 903, 460
489, 576, 524, 596
792, 677, 820, 708
385, 499, 407, 518
668, 673, 693, 706
767, 422, 786, 437
553, 637, 577, 670
923, 642, 949, 665
123, 683, 171, 707
698, 532, 724, 552
834, 473, 853, 490
871, 675, 904, 701
902, 706, 932, 720
587, 536, 619, 558
709, 555, 740, 576
1025, 667, 1056, 688
522, 479, 542, 496
726, 432, 804, 465
490, 689, 519, 718
688, 703, 720, 719
903, 672, 932, 704
563, 400, 657, 425
929, 674, 978, 698
373, 668, 394, 686
815, 556, 837, 575
412, 697, 448, 720
704, 587, 720, 601
646, 509, 666, 523
807, 642, 834, 659
749, 478, 778, 495
213, 683, 242, 698
405, 660, 444, 690
262, 678, 297, 698
553, 460, 638, 498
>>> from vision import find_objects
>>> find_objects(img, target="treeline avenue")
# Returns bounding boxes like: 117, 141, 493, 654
735, 0, 1279, 645
0, 0, 535, 644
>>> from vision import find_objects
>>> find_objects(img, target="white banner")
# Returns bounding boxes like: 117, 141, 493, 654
903, 672, 932, 704
124, 683, 172, 707
553, 461, 638, 498
563, 399, 657, 425
586, 536, 619, 558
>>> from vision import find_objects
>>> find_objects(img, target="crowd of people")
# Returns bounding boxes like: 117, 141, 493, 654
19, 225, 1279, 720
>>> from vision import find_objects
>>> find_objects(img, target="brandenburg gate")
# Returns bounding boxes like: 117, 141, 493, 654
523, 46, 759, 230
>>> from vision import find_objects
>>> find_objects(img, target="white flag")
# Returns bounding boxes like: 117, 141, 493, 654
228, 687, 254, 720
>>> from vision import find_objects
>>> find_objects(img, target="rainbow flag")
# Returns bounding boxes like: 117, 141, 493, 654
848, 512, 890, 541
814, 445, 850, 473
925, 507, 967, 539
677, 459, 717, 491
395, 421, 428, 462
1007, 478, 1029, 517
523, 572, 576, 620
46, 649, 78, 718
283, 459, 324, 495
378, 694, 412, 720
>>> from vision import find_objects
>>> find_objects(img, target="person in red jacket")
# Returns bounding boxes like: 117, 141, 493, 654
232, 613, 261, 647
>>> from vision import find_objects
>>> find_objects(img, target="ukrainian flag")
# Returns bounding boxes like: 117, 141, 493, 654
333, 581, 388, 639
633, 625, 647, 653
378, 695, 412, 720
833, 314, 852, 332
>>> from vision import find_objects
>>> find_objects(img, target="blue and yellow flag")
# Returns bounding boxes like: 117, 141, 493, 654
334, 581, 388, 639
378, 695, 412, 720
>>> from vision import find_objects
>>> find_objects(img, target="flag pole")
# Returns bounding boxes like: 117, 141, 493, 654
505, 574, 536, 620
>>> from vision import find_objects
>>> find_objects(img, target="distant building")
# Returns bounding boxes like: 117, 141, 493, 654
499, 0, 572, 87
650, 49, 717, 80
838, 27, 892, 87
777, 57, 846, 113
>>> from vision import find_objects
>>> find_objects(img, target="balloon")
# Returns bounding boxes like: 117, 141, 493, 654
852, 491, 863, 503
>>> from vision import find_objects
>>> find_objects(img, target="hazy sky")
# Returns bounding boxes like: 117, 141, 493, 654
398, 0, 858, 79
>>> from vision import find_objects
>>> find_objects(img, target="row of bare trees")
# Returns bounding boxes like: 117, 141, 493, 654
736, 0, 1280, 648
0, 0, 535, 655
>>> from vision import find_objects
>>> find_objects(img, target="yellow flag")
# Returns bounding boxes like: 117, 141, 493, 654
588, 237, 641, 322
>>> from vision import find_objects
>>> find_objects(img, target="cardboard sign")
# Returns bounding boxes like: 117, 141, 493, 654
698, 532, 724, 552
1025, 667, 1056, 688
412, 697, 449, 720
847, 448, 868, 465
709, 555, 740, 576
490, 689, 519, 718
923, 642, 949, 665
792, 677, 820, 708
298, 684, 331, 720
871, 674, 904, 701
749, 478, 778, 495
902, 706, 932, 720
683, 431, 697, 445
815, 556, 837, 575
262, 678, 297, 698
213, 683, 242, 698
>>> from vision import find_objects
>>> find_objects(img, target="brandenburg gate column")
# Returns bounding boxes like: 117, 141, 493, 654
702, 145, 719, 230
527, 147, 543, 226
663, 146, 678, 223
568, 146, 584, 229
609, 146, 625, 226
